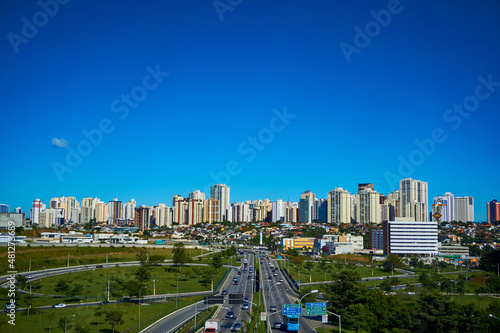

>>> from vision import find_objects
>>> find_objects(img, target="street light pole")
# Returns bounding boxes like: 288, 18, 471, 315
138, 285, 147, 329
298, 290, 318, 333
327, 310, 341, 333
176, 274, 185, 308
64, 315, 75, 333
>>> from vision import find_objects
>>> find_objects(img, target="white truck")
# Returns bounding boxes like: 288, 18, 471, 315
205, 319, 221, 333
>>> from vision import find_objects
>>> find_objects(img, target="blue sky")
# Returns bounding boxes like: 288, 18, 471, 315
1, 0, 499, 221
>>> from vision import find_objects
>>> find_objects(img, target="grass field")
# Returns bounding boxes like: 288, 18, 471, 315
287, 263, 388, 283
0, 245, 205, 275
14, 265, 228, 308
1, 296, 202, 333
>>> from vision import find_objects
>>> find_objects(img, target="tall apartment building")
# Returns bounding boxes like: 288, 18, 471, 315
383, 218, 438, 256
301, 190, 316, 221
284, 201, 298, 223
122, 199, 136, 221
203, 198, 220, 223
350, 194, 357, 223
95, 201, 108, 223
370, 228, 384, 250
356, 188, 381, 224
173, 195, 204, 225
432, 192, 454, 222
358, 183, 374, 192
400, 178, 429, 221
135, 205, 153, 231
189, 190, 206, 201
327, 188, 351, 224
154, 203, 171, 227
81, 197, 96, 224
39, 208, 64, 227
210, 184, 230, 221
272, 199, 285, 223
455, 196, 474, 222
31, 199, 45, 225
232, 202, 250, 222
0, 204, 10, 213
487, 199, 500, 224
63, 197, 79, 221
108, 198, 122, 225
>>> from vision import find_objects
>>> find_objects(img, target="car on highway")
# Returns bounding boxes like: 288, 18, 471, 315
270, 305, 277, 312
242, 302, 249, 310
274, 273, 278, 277
231, 322, 242, 331
52, 303, 66, 309
268, 276, 272, 280
222, 290, 228, 295
243, 297, 249, 302
99, 300, 110, 305
96, 265, 103, 268
279, 278, 283, 282
233, 279, 238, 285
273, 321, 282, 329
237, 271, 241, 275
248, 275, 251, 279
27, 275, 33, 279
226, 311, 235, 318
119, 297, 130, 302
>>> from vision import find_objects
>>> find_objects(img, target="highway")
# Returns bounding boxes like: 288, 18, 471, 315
143, 252, 255, 333
259, 255, 315, 333
213, 252, 255, 333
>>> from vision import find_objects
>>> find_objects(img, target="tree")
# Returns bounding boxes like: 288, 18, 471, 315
23, 294, 35, 316
15, 274, 28, 290
304, 261, 315, 282
69, 284, 83, 299
211, 255, 223, 269
135, 266, 151, 283
125, 280, 143, 298
149, 254, 165, 266
54, 279, 71, 295
104, 310, 124, 333
73, 322, 90, 333
173, 242, 188, 272
380, 278, 394, 292
93, 307, 104, 327
383, 254, 404, 273
136, 248, 150, 267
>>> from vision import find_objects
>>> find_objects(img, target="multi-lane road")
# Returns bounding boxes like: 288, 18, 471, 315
259, 254, 315, 333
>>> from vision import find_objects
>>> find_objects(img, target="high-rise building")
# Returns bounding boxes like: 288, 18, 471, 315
203, 198, 220, 223
135, 205, 153, 231
383, 218, 438, 256
108, 198, 122, 225
81, 197, 96, 224
487, 199, 500, 224
14, 207, 22, 213
62, 197, 79, 221
0, 204, 10, 213
327, 188, 351, 224
358, 183, 374, 193
356, 188, 381, 224
370, 228, 384, 250
455, 196, 474, 222
232, 202, 250, 222
122, 199, 136, 221
31, 199, 45, 225
39, 208, 64, 227
187, 199, 204, 225
154, 203, 171, 227
210, 184, 230, 221
350, 194, 357, 223
315, 199, 327, 223
400, 178, 429, 221
95, 201, 108, 223
299, 198, 313, 223
432, 192, 454, 222
284, 201, 298, 223
50, 197, 61, 209
189, 190, 206, 201
301, 191, 316, 221
272, 199, 285, 223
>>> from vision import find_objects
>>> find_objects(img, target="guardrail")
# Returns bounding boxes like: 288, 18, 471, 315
174, 306, 217, 333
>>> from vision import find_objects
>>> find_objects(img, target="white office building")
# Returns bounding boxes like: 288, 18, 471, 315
455, 196, 474, 222
385, 218, 438, 255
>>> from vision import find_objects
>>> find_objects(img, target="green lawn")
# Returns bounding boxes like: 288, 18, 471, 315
1, 296, 202, 333
0, 245, 205, 275
287, 264, 388, 283
15, 265, 227, 308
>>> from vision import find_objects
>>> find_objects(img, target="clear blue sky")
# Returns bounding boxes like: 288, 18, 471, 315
1, 0, 499, 221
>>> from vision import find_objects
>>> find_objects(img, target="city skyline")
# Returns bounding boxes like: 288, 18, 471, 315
2, 1, 500, 221
2, 178, 492, 223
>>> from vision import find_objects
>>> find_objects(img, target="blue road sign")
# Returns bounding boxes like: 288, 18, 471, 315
283, 304, 302, 316
306, 302, 326, 307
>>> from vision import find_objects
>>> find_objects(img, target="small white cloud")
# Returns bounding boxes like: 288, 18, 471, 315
52, 138, 68, 148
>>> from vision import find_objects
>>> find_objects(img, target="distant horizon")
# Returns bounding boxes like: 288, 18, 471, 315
2, 180, 491, 222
